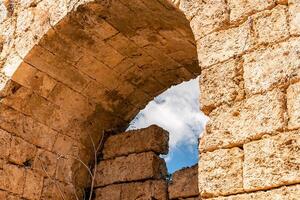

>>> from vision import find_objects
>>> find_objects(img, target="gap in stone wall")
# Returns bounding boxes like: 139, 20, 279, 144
127, 77, 209, 174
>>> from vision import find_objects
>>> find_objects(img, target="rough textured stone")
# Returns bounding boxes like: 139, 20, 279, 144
227, 0, 275, 22
0, 164, 25, 195
95, 180, 168, 200
289, 0, 300, 35
287, 82, 300, 129
198, 147, 244, 198
181, 0, 229, 40
0, 129, 11, 160
200, 58, 244, 114
243, 38, 300, 95
209, 184, 300, 200
9, 136, 36, 166
169, 165, 199, 199
23, 170, 44, 200
103, 125, 169, 159
200, 89, 285, 152
95, 152, 167, 187
251, 5, 289, 45
243, 131, 300, 191
197, 21, 251, 68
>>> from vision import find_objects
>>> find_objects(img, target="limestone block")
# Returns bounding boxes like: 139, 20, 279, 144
289, 0, 300, 35
181, 0, 229, 40
103, 125, 169, 159
243, 131, 300, 191
9, 136, 36, 166
0, 104, 57, 151
197, 21, 251, 68
227, 0, 275, 22
12, 62, 57, 98
94, 180, 168, 200
200, 58, 244, 114
23, 169, 44, 200
95, 152, 167, 187
244, 38, 300, 94
0, 129, 11, 159
0, 164, 25, 195
168, 165, 199, 199
198, 148, 244, 198
251, 5, 289, 45
33, 149, 58, 177
200, 89, 285, 152
287, 82, 300, 129
209, 184, 300, 200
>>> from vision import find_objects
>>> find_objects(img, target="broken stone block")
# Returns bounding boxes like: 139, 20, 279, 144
103, 125, 169, 159
95, 152, 167, 187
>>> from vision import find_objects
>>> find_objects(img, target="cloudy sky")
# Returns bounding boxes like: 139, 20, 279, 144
128, 77, 209, 173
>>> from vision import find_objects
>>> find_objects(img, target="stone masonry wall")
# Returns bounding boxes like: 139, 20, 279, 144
94, 125, 200, 200
172, 0, 300, 199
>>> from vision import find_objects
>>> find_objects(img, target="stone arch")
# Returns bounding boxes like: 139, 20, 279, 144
0, 0, 200, 199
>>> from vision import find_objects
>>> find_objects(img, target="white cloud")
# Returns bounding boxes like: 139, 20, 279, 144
127, 77, 209, 162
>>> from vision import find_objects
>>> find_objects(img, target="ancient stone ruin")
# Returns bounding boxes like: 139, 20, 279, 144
0, 0, 300, 199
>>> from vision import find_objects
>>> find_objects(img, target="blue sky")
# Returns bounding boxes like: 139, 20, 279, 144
128, 77, 208, 174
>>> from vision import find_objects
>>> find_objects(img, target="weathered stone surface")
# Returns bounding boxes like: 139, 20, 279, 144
33, 149, 58, 177
0, 164, 25, 195
200, 58, 244, 114
209, 184, 300, 200
227, 0, 275, 22
243, 38, 300, 95
180, 0, 229, 40
289, 0, 300, 35
0, 129, 11, 160
287, 82, 300, 129
169, 165, 199, 199
9, 136, 36, 165
95, 152, 167, 187
197, 21, 251, 68
23, 170, 44, 200
243, 131, 300, 191
103, 125, 169, 159
200, 89, 285, 152
251, 5, 289, 45
95, 180, 168, 200
199, 147, 244, 198
0, 104, 57, 151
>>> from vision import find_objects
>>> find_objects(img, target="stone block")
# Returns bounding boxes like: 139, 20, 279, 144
23, 169, 44, 200
12, 62, 57, 98
289, 0, 300, 35
243, 38, 300, 94
198, 147, 244, 198
9, 136, 36, 165
94, 180, 168, 200
227, 0, 275, 22
251, 5, 289, 45
0, 164, 25, 195
182, 0, 229, 40
197, 21, 251, 68
243, 131, 300, 191
103, 125, 169, 159
287, 82, 300, 129
200, 58, 244, 114
95, 152, 167, 187
0, 104, 57, 151
33, 149, 58, 177
169, 165, 199, 199
200, 89, 285, 152
0, 129, 11, 159
209, 184, 300, 200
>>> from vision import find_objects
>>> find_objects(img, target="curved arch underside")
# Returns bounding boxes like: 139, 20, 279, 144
0, 0, 199, 198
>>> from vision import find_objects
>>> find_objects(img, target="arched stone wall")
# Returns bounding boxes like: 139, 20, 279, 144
0, 0, 199, 199
1, 0, 300, 199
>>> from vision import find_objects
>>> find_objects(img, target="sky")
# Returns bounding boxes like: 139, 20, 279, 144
127, 77, 209, 174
